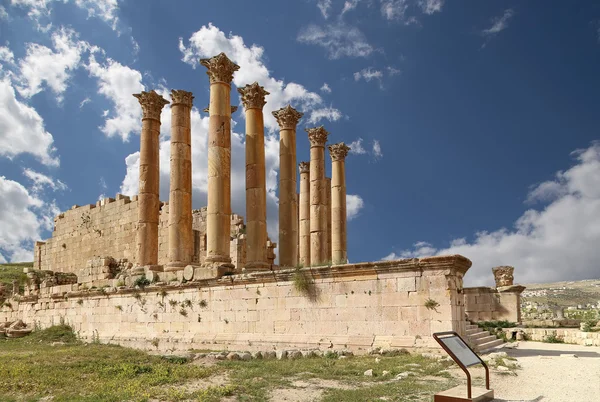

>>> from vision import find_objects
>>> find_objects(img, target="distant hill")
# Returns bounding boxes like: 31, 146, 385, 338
521, 278, 600, 308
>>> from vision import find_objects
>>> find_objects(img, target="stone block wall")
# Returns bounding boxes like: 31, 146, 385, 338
34, 198, 249, 274
464, 286, 523, 323
520, 328, 600, 346
1, 256, 471, 353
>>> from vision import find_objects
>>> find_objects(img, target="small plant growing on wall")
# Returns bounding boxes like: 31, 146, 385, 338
133, 292, 142, 301
159, 290, 168, 298
115, 305, 123, 311
179, 309, 188, 317
424, 298, 440, 312
199, 299, 207, 308
169, 299, 178, 309
77, 299, 84, 305
134, 275, 151, 290
292, 268, 318, 301
182, 299, 192, 309
150, 338, 159, 349
3, 301, 13, 310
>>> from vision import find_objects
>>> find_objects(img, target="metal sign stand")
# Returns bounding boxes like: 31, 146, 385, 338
432, 331, 494, 402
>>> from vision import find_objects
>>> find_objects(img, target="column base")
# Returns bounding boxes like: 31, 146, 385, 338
243, 261, 271, 272
164, 262, 189, 272
197, 262, 235, 279
133, 265, 163, 274
204, 254, 232, 265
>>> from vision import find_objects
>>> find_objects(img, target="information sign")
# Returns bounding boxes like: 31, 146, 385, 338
439, 334, 481, 367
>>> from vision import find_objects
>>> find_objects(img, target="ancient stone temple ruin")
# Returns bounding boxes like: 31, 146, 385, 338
0, 53, 520, 354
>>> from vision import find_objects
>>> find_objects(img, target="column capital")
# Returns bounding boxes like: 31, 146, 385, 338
272, 105, 303, 129
237, 82, 269, 110
200, 52, 240, 84
133, 90, 169, 121
171, 90, 194, 107
299, 161, 310, 174
328, 142, 351, 162
305, 126, 329, 147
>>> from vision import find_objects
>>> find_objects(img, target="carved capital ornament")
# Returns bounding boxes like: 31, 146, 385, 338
200, 52, 240, 84
305, 126, 329, 147
170, 90, 194, 107
237, 82, 269, 110
298, 161, 310, 174
272, 105, 303, 129
133, 90, 169, 121
328, 142, 351, 162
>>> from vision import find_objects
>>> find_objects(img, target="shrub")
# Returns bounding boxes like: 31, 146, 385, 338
543, 333, 564, 343
581, 320, 597, 332
28, 324, 77, 343
134, 275, 151, 289
292, 268, 317, 301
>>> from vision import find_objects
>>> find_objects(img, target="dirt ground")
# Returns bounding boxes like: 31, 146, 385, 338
463, 341, 600, 402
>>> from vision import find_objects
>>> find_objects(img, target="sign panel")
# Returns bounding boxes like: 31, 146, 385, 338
439, 335, 481, 367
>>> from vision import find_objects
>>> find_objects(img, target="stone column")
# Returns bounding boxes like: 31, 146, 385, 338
133, 90, 169, 269
328, 143, 350, 264
306, 126, 329, 266
273, 105, 303, 267
200, 53, 239, 270
238, 82, 270, 271
166, 90, 194, 272
298, 162, 310, 266
326, 177, 332, 263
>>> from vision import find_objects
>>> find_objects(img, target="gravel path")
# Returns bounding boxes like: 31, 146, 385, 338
466, 341, 600, 402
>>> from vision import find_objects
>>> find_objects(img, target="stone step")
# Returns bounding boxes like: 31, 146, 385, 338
476, 338, 504, 353
466, 324, 479, 331
466, 328, 481, 336
469, 331, 491, 340
474, 335, 498, 346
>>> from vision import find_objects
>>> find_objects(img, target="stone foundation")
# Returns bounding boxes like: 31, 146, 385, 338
1, 256, 470, 353
519, 327, 600, 346
464, 285, 525, 323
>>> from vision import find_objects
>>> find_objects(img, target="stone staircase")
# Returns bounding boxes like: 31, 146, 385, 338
465, 323, 504, 353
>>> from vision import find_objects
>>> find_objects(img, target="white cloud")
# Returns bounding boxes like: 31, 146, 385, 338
79, 97, 91, 108
98, 176, 108, 200
482, 9, 514, 37
0, 5, 8, 20
317, 0, 332, 19
386, 66, 401, 76
341, 0, 360, 16
0, 46, 15, 65
0, 77, 59, 166
0, 176, 57, 262
349, 138, 367, 155
297, 22, 374, 59
418, 0, 444, 15
387, 142, 600, 286
354, 67, 383, 82
380, 0, 415, 24
320, 82, 332, 93
23, 168, 67, 193
307, 106, 343, 124
85, 54, 144, 141
372, 139, 382, 159
347, 194, 364, 220
179, 23, 340, 132
15, 27, 92, 101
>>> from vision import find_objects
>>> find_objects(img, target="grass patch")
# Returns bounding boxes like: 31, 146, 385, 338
0, 332, 217, 401
0, 262, 31, 293
27, 324, 78, 344
477, 320, 518, 342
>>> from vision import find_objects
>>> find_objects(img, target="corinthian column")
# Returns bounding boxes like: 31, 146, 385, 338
306, 126, 329, 266
166, 90, 194, 272
238, 82, 270, 271
326, 177, 332, 262
328, 142, 350, 264
200, 53, 240, 269
273, 105, 303, 267
298, 162, 310, 266
133, 90, 169, 269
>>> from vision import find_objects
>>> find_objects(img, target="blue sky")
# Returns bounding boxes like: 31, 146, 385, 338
1, 0, 600, 285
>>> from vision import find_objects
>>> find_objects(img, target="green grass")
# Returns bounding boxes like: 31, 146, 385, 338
0, 262, 31, 293
0, 324, 456, 401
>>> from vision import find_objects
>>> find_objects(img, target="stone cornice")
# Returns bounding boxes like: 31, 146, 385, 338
200, 52, 240, 84
272, 105, 303, 129
133, 90, 169, 121
237, 82, 269, 110
328, 142, 351, 162
298, 161, 310, 174
305, 126, 329, 147
170, 90, 194, 107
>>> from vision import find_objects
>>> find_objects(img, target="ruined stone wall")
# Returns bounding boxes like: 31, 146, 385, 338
1, 256, 470, 353
464, 286, 523, 323
34, 197, 248, 274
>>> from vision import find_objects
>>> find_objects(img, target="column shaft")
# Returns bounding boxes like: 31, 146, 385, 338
326, 177, 332, 263
134, 91, 168, 268
273, 105, 303, 267
306, 126, 329, 266
298, 163, 310, 266
329, 142, 350, 264
166, 90, 194, 271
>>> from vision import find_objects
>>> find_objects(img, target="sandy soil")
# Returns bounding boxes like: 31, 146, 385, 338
463, 341, 600, 402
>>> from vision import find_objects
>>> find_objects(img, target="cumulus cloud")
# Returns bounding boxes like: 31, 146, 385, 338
320, 82, 332, 93
349, 138, 367, 155
0, 176, 58, 262
384, 142, 600, 286
179, 23, 341, 131
0, 77, 59, 166
15, 27, 93, 101
307, 106, 342, 124
23, 168, 67, 193
297, 22, 374, 59
0, 46, 15, 65
347, 194, 364, 220
85, 54, 144, 141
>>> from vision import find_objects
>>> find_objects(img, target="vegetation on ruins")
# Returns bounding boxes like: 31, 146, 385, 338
581, 320, 598, 332
199, 299, 208, 308
477, 320, 518, 342
134, 275, 151, 289
0, 262, 30, 293
542, 333, 564, 343
424, 298, 440, 311
292, 267, 317, 301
